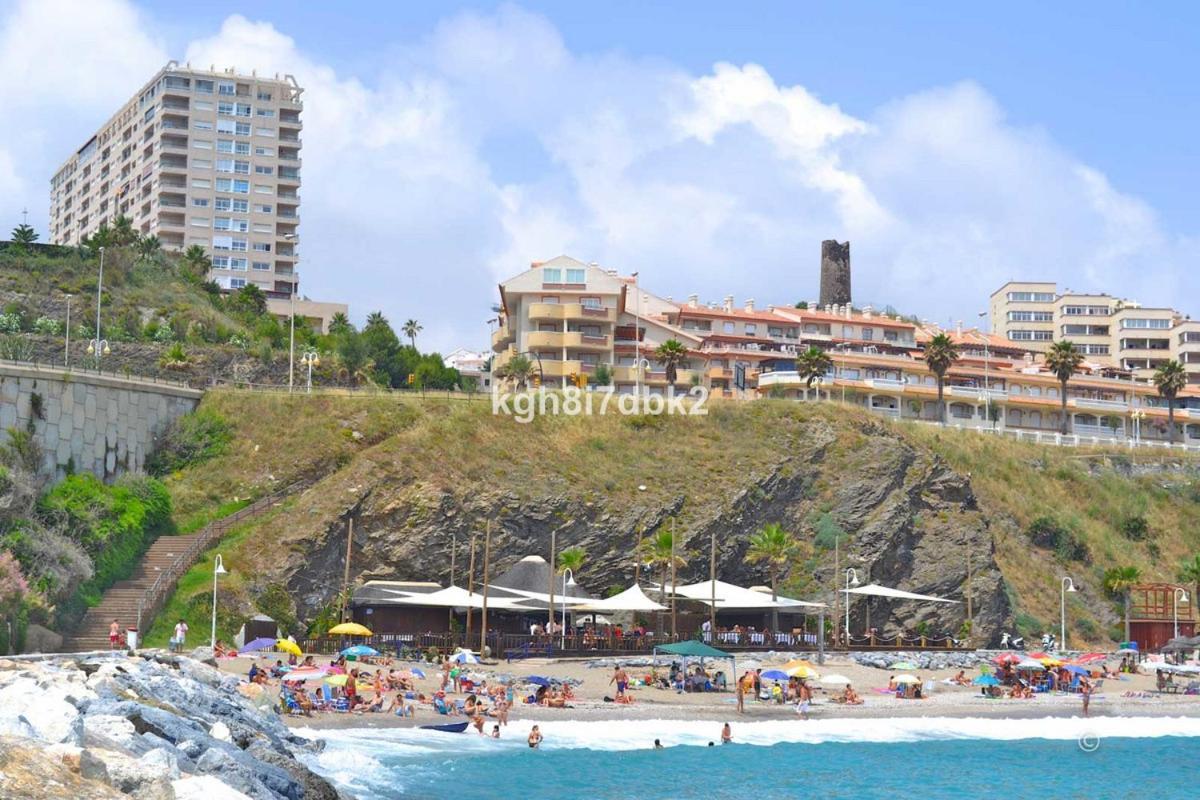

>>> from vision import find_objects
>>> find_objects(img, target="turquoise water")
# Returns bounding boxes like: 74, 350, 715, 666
302, 716, 1200, 799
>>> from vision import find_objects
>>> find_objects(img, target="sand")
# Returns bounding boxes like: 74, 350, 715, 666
218, 650, 1200, 729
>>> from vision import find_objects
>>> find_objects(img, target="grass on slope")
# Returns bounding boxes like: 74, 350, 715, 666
901, 421, 1200, 642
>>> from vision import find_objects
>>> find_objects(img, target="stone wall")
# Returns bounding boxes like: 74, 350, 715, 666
0, 362, 202, 480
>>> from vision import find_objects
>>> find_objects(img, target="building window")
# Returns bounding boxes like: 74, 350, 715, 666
253, 184, 273, 194
189, 217, 210, 227
255, 146, 275, 157
211, 256, 230, 268
218, 101, 235, 116
191, 197, 209, 207
230, 238, 247, 252
212, 236, 233, 251
193, 120, 213, 131
862, 327, 874, 340
254, 204, 272, 213
218, 82, 236, 96
723, 322, 735, 334
191, 178, 211, 189
236, 122, 251, 136
193, 139, 212, 150
255, 127, 275, 137
255, 165, 274, 175
232, 199, 249, 212
565, 268, 585, 284
228, 258, 247, 271
234, 160, 250, 174
257, 90, 272, 101
196, 80, 214, 94
252, 261, 271, 271
192, 158, 211, 169
1007, 291, 1056, 303
230, 278, 246, 288
256, 108, 275, 117
194, 100, 213, 112
745, 323, 757, 336
214, 217, 232, 231
253, 242, 271, 252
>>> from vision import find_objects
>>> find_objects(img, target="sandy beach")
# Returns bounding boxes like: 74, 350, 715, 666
217, 651, 1200, 729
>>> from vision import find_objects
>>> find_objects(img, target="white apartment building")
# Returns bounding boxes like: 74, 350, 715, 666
990, 282, 1192, 382
49, 61, 303, 298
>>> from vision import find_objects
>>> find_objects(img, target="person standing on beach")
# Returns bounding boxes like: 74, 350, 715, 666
440, 658, 451, 692
721, 723, 732, 744
753, 669, 762, 701
611, 666, 629, 699
1080, 676, 1092, 717
736, 673, 745, 714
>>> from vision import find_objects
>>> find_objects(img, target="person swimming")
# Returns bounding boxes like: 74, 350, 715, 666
528, 725, 543, 749
654, 739, 663, 749
721, 723, 732, 744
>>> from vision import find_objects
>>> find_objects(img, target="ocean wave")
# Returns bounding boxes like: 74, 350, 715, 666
303, 715, 1200, 756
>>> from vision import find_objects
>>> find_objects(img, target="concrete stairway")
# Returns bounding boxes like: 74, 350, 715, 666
60, 532, 207, 652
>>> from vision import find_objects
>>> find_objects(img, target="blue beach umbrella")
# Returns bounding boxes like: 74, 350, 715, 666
1063, 665, 1091, 676
341, 645, 380, 657
972, 675, 1000, 686
526, 676, 552, 687
241, 637, 277, 653
761, 669, 789, 681
410, 667, 427, 679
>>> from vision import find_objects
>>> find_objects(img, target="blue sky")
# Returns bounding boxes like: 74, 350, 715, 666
2, 1, 1197, 350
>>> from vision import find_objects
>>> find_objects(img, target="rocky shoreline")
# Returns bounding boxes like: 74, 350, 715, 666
0, 649, 348, 800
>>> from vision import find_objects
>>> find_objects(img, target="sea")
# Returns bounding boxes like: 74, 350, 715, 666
298, 716, 1200, 799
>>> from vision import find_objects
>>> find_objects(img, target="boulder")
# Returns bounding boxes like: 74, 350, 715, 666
0, 737, 125, 799
173, 775, 255, 800
248, 743, 342, 800
83, 714, 139, 750
209, 720, 231, 742
0, 676, 82, 743
21, 623, 64, 653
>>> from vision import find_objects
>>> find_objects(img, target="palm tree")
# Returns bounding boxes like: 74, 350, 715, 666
402, 319, 423, 349
365, 311, 388, 330
83, 224, 112, 251
10, 223, 37, 245
923, 333, 960, 424
1045, 340, 1084, 435
502, 354, 534, 389
654, 339, 689, 386
180, 244, 210, 280
110, 215, 137, 246
795, 346, 832, 394
1152, 360, 1188, 444
1103, 565, 1142, 643
637, 528, 688, 635
557, 546, 586, 578
1179, 556, 1200, 619
745, 522, 800, 632
136, 235, 161, 262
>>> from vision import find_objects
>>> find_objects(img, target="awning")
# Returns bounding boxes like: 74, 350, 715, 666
841, 582, 960, 604
389, 585, 532, 610
574, 584, 667, 612
669, 580, 825, 610
654, 640, 734, 660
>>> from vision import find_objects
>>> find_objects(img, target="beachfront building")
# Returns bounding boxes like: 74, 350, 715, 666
989, 282, 1194, 383
49, 61, 304, 299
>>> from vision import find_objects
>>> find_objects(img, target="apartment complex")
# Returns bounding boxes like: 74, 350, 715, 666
492, 257, 1200, 445
990, 281, 1195, 383
49, 62, 303, 298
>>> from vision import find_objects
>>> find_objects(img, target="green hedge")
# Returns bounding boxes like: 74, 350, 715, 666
40, 474, 173, 629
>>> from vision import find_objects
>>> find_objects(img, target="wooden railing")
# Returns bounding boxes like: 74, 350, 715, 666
135, 480, 307, 634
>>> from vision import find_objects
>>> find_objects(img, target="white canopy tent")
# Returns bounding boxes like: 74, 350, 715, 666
670, 580, 825, 611
574, 584, 668, 613
840, 583, 960, 604
389, 585, 532, 610
486, 586, 595, 606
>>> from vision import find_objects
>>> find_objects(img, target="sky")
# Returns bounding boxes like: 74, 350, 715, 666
1, 0, 1198, 352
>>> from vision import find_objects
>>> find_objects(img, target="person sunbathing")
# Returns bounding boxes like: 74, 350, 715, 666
951, 670, 971, 686
844, 685, 863, 705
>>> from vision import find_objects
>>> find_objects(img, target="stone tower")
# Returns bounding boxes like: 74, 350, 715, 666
819, 240, 852, 307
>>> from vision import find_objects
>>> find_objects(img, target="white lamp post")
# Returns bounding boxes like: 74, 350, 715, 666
844, 568, 860, 641
93, 246, 105, 365
300, 350, 320, 393
284, 233, 298, 394
1132, 409, 1145, 446
1060, 576, 1076, 652
87, 338, 110, 359
1174, 588, 1190, 640
560, 568, 575, 649
64, 294, 72, 368
210, 554, 227, 650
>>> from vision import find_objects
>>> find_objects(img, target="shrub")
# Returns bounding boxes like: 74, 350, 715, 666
255, 583, 299, 637
0, 313, 21, 334
32, 316, 62, 336
1120, 515, 1149, 541
153, 323, 175, 343
145, 408, 233, 476
813, 512, 845, 550
159, 342, 189, 369
1026, 516, 1090, 563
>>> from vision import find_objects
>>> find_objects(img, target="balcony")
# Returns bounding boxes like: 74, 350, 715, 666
528, 302, 618, 322
948, 385, 1008, 402
491, 324, 514, 350
277, 190, 299, 200
756, 371, 836, 388
1069, 397, 1130, 411
864, 377, 907, 391
536, 360, 582, 378
525, 331, 610, 349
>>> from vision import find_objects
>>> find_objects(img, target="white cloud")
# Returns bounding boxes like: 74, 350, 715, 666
2, 1, 1196, 350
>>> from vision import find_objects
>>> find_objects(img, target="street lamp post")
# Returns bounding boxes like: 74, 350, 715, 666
1174, 588, 1190, 640
1132, 409, 1146, 446
300, 350, 320, 393
283, 233, 298, 394
560, 568, 575, 650
1060, 576, 1076, 652
844, 568, 860, 642
64, 295, 72, 368
93, 246, 106, 365
977, 311, 992, 428
211, 555, 227, 650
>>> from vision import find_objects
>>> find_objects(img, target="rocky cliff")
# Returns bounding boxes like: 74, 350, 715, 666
235, 405, 1008, 643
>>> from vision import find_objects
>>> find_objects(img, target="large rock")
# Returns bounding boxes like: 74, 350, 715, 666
248, 743, 342, 800
174, 775, 255, 800
0, 676, 83, 743
0, 736, 125, 799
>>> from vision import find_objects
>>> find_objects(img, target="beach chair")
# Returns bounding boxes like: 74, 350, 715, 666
321, 685, 350, 712
1183, 680, 1200, 695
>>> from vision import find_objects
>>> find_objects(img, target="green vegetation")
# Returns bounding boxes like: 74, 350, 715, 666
145, 408, 234, 477
795, 346, 832, 389
923, 333, 960, 424
1153, 360, 1189, 443
654, 339, 688, 384
1045, 340, 1084, 435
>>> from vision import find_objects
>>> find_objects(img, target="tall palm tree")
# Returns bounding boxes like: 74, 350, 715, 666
502, 354, 534, 389
746, 522, 799, 632
637, 528, 688, 636
654, 339, 688, 386
1152, 360, 1188, 444
795, 346, 832, 395
110, 215, 137, 246
180, 244, 211, 280
365, 311, 389, 330
1045, 340, 1084, 435
1104, 565, 1142, 643
402, 319, 423, 349
557, 546, 586, 578
923, 333, 960, 425
328, 312, 352, 335
1179, 556, 1200, 619
136, 235, 161, 262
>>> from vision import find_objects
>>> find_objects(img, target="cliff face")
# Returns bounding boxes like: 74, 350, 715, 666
249, 412, 1008, 643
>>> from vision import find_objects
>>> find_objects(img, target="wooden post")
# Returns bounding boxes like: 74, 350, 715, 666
466, 534, 477, 642
480, 520, 491, 656
833, 535, 840, 647
448, 530, 457, 630
548, 527, 557, 634
634, 525, 643, 584
670, 517, 678, 639
708, 527, 717, 643
340, 517, 354, 622
966, 545, 974, 648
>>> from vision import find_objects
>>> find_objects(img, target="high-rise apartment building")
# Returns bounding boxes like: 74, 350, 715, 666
989, 281, 1192, 382
49, 62, 303, 298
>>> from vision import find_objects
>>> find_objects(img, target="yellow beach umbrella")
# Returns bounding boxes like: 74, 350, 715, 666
786, 665, 820, 680
1040, 657, 1063, 667
324, 674, 349, 687
328, 622, 373, 636
275, 639, 302, 656
782, 659, 814, 672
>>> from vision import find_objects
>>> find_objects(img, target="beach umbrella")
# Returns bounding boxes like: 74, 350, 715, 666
893, 674, 920, 684
241, 637, 277, 653
275, 639, 302, 657
890, 661, 918, 671
819, 674, 852, 686
972, 675, 1000, 686
283, 667, 327, 681
781, 659, 814, 672
1040, 657, 1064, 667
1073, 653, 1107, 664
526, 676, 552, 687
761, 669, 789, 681
450, 650, 480, 664
325, 674, 349, 687
786, 665, 819, 680
410, 667, 427, 679
1063, 665, 1091, 676
1114, 648, 1139, 656
994, 653, 1021, 666
1015, 659, 1045, 670
328, 622, 373, 636
341, 645, 380, 657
